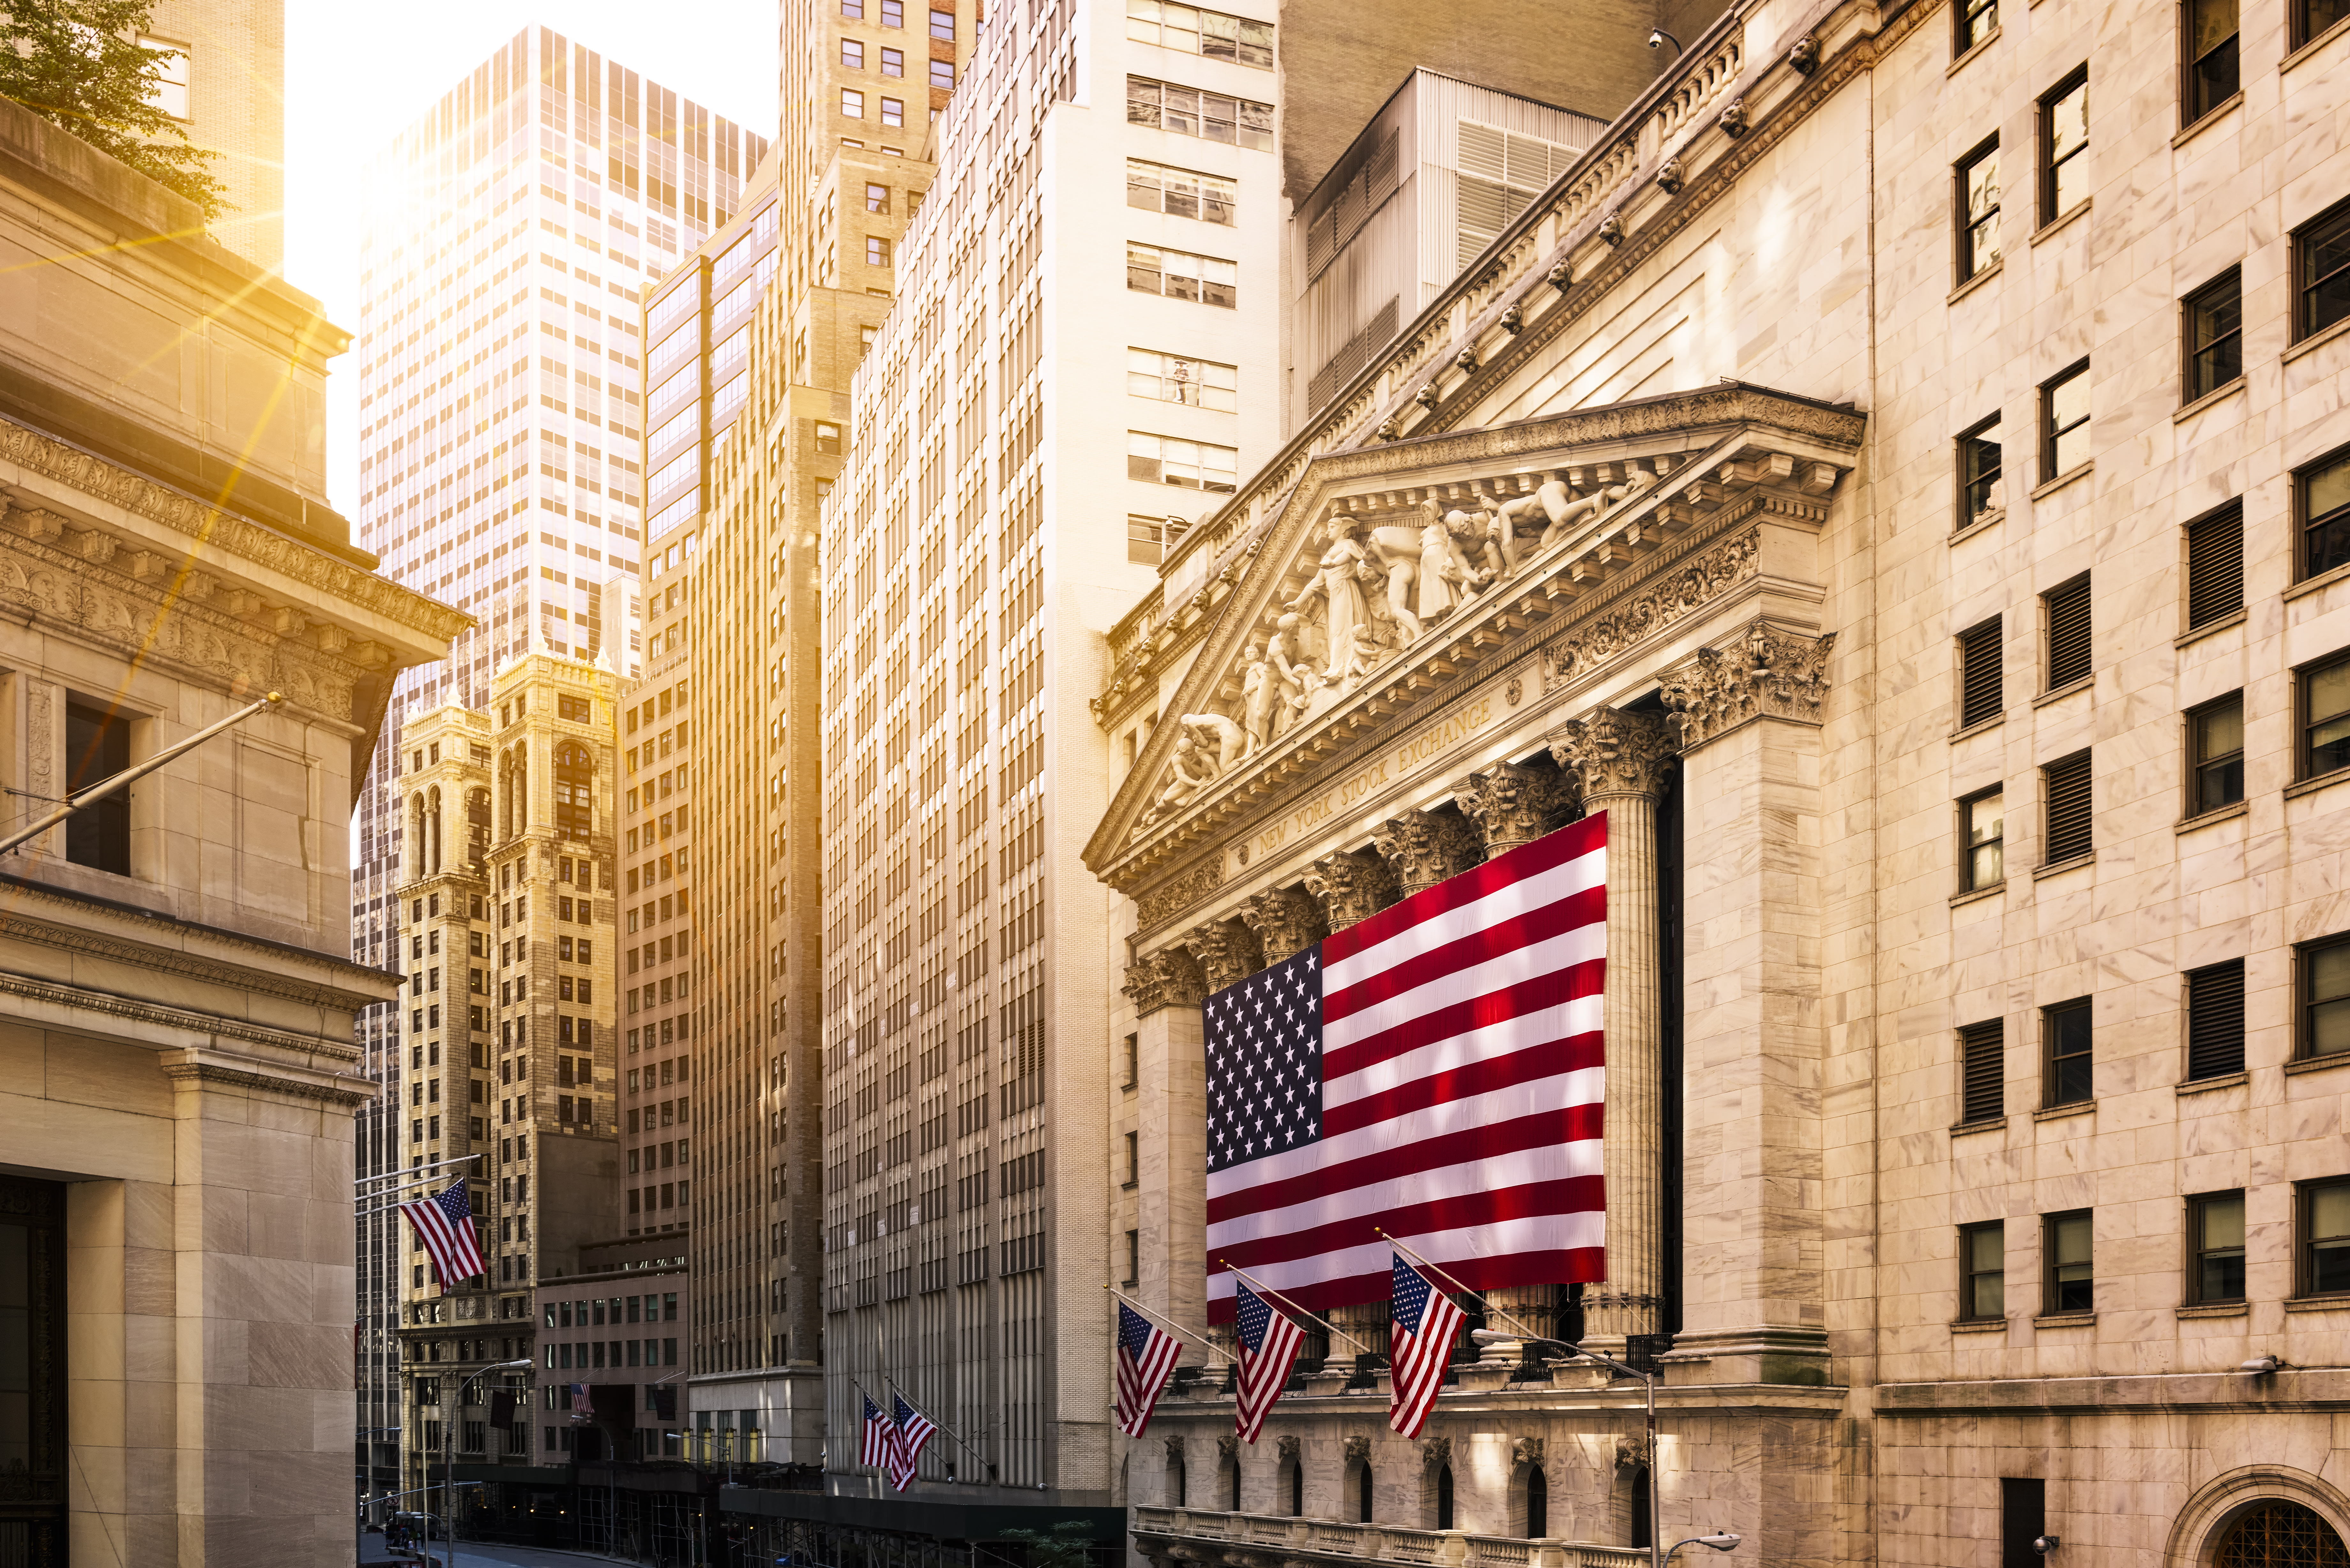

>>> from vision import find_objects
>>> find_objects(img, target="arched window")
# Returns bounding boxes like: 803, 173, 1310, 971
1286, 1456, 1302, 1517
1629, 1465, 1652, 1550
1225, 1453, 1241, 1511
554, 742, 592, 841
1167, 1446, 1186, 1507
1437, 1465, 1455, 1531
1357, 1463, 1374, 1523
467, 789, 491, 869
2217, 1502, 2350, 1568
427, 785, 443, 874
1526, 1463, 1548, 1540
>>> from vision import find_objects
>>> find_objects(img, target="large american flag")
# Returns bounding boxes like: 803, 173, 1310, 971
1113, 1300, 1182, 1437
1232, 1278, 1303, 1443
397, 1182, 485, 1288
1205, 814, 1607, 1319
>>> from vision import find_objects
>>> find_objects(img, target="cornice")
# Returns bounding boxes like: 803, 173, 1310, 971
0, 971, 366, 1074
160, 1057, 373, 1107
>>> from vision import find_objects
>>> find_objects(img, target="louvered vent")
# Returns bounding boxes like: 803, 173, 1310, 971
1456, 120, 1576, 270
1958, 617, 2003, 729
2043, 750, 2093, 863
2187, 504, 2244, 629
2045, 575, 2092, 689
1959, 1020, 2005, 1124
2186, 959, 2246, 1080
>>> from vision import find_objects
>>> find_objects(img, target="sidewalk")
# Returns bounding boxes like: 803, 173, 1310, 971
360, 1538, 651, 1568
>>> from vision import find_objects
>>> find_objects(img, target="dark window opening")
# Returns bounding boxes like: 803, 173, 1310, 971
1436, 1465, 1454, 1530
64, 700, 131, 875
2301, 932, 2350, 1058
2044, 1209, 2093, 1313
1959, 616, 2004, 728
2187, 502, 2244, 627
2045, 573, 2092, 690
2039, 70, 2089, 222
2298, 199, 2350, 343
2191, 692, 2246, 813
2300, 1178, 2350, 1296
1961, 1219, 2006, 1321
2190, 1190, 2247, 1304
2001, 1478, 2047, 1568
1526, 1464, 1548, 1539
2185, 268, 2244, 398
2187, 958, 2247, 1080
2300, 651, 2350, 779
2186, 0, 2240, 122
1960, 416, 2004, 527
2044, 997, 2093, 1106
2042, 360, 2092, 479
2043, 750, 2093, 865
1957, 139, 2002, 282
1960, 1019, 2004, 1124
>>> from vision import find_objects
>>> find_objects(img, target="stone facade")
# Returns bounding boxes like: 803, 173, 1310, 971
1085, 0, 2350, 1561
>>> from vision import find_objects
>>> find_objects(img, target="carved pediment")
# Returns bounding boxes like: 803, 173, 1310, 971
1084, 383, 1864, 891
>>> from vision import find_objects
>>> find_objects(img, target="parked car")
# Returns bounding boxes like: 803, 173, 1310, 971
389, 1512, 445, 1541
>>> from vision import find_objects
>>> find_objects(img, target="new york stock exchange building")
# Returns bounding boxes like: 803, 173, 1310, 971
1080, 0, 2350, 1560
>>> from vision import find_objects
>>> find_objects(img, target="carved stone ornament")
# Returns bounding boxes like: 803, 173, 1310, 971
1305, 848, 1399, 933
1165, 1436, 1186, 1467
1455, 346, 1479, 373
1343, 1436, 1373, 1466
1218, 1435, 1241, 1463
1376, 417, 1401, 442
1183, 918, 1263, 994
1656, 156, 1685, 194
1547, 259, 1572, 292
1598, 213, 1626, 247
1371, 809, 1484, 899
1456, 760, 1564, 856
1416, 382, 1441, 409
1789, 33, 1820, 73
1719, 97, 1749, 137
1421, 1435, 1453, 1471
1276, 1434, 1302, 1465
1122, 947, 1207, 1016
1656, 621, 1836, 749
1138, 859, 1225, 929
1500, 303, 1525, 335
1512, 1436, 1546, 1469
1548, 706, 1676, 803
1541, 528, 1759, 693
1239, 885, 1323, 964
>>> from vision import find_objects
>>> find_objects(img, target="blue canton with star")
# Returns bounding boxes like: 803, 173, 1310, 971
1205, 944, 1323, 1175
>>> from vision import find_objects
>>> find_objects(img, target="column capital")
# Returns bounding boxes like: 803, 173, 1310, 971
1454, 760, 1566, 857
1547, 705, 1676, 803
1657, 620, 1836, 750
1304, 848, 1398, 933
1181, 918, 1262, 994
1371, 807, 1483, 898
1238, 884, 1323, 964
1122, 946, 1206, 1015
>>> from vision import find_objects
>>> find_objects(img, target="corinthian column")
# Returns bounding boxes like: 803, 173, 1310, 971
1548, 707, 1676, 1347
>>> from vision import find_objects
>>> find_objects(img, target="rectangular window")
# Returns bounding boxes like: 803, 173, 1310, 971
842, 37, 865, 68
2186, 502, 2245, 626
2189, 692, 2245, 813
2298, 0, 2350, 46
2043, 750, 2093, 865
1958, 616, 2003, 729
881, 0, 903, 23
1127, 347, 1239, 410
1128, 514, 1170, 565
865, 182, 890, 213
1126, 158, 1238, 225
841, 88, 865, 118
1961, 787, 2005, 891
1128, 432, 1239, 492
2001, 1480, 2047, 1568
881, 46, 905, 74
866, 236, 891, 266
1956, 138, 2002, 282
881, 97, 905, 127
64, 700, 132, 875
2186, 958, 2247, 1080
1127, 0, 1275, 66
2185, 0, 2240, 122
929, 6, 955, 37
1124, 76, 1275, 152
1958, 0, 1997, 50
138, 36, 190, 120
1958, 415, 2003, 528
2301, 932, 2350, 1057
2041, 360, 2091, 480
2301, 651, 2350, 779
1959, 1019, 2004, 1124
2297, 199, 2350, 341
1125, 241, 1238, 307
2043, 997, 2092, 1106
842, 0, 864, 15
2190, 1190, 2247, 1303
2300, 1179, 2350, 1296
2044, 573, 2091, 690
930, 59, 956, 89
2184, 268, 2243, 399
2044, 1210, 2093, 1314
2298, 447, 2350, 579
1960, 1220, 2005, 1321
2039, 69, 2088, 222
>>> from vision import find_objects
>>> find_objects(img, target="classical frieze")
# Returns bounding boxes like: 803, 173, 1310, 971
1657, 619, 1835, 748
1137, 858, 1224, 932
1238, 885, 1323, 965
1122, 946, 1207, 1016
1549, 706, 1676, 802
1541, 527, 1759, 694
1370, 808, 1483, 898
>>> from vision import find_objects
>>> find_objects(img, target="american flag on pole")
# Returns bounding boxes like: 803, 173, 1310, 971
1232, 1278, 1303, 1443
1205, 814, 1607, 1320
569, 1383, 591, 1416
859, 1393, 904, 1474
889, 1394, 936, 1489
1113, 1300, 1182, 1437
397, 1181, 486, 1287
1388, 1250, 1467, 1437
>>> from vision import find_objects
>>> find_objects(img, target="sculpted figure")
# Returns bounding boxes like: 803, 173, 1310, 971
1414, 505, 1486, 621
1359, 523, 1429, 645
1534, 466, 1664, 549
1269, 615, 1313, 724
1181, 711, 1253, 774
1239, 643, 1279, 749
1487, 495, 1546, 575
1285, 520, 1373, 679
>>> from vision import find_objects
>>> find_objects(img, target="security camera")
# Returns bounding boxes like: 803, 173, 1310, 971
2033, 1536, 2060, 1555
2242, 1355, 2284, 1374
1695, 1535, 1741, 1551
1648, 26, 1683, 52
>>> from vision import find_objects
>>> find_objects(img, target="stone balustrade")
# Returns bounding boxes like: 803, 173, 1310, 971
1130, 1508, 1648, 1568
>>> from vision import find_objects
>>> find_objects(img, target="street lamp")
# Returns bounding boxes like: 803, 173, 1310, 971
1468, 1331, 1719, 1568
444, 1359, 532, 1568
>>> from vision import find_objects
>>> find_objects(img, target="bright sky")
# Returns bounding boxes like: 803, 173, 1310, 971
283, 0, 777, 518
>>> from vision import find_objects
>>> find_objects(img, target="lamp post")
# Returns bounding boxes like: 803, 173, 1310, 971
1468, 1331, 1727, 1568
445, 1359, 532, 1568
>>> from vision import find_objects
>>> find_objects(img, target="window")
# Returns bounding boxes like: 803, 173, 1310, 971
1126, 0, 1275, 65
1961, 787, 2004, 891
2189, 1190, 2247, 1303
2189, 693, 2245, 813
842, 0, 864, 14
2039, 69, 2088, 222
2043, 750, 2092, 864
1125, 76, 1274, 152
930, 6, 955, 36
1956, 139, 2002, 281
1959, 1220, 2005, 1320
2043, 997, 2092, 1106
2044, 1210, 2092, 1313
2301, 932, 2350, 1057
1958, 416, 2003, 528
2301, 651, 2350, 779
815, 421, 842, 454
1126, 242, 1237, 307
2044, 573, 2091, 690
930, 59, 956, 89
1958, 616, 2003, 729
2185, 0, 2240, 121
1127, 159, 1237, 224
2300, 447, 2350, 579
1959, 1019, 2004, 1124
1128, 514, 1180, 565
2300, 1180, 2350, 1296
1957, 0, 1997, 49
881, 46, 905, 74
2186, 958, 2247, 1080
2299, 0, 2350, 46
865, 182, 890, 213
139, 37, 189, 120
2184, 269, 2243, 399
2187, 502, 2245, 626
64, 700, 131, 875
867, 236, 891, 266
841, 88, 866, 118
2001, 1480, 2047, 1568
1128, 347, 1239, 410
842, 37, 866, 67
881, 0, 903, 22
881, 97, 905, 127
1129, 433, 1238, 492
2041, 361, 2091, 480
554, 743, 594, 841
2300, 200, 2350, 342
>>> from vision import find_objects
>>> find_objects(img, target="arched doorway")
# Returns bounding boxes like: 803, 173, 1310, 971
2215, 1502, 2350, 1568
1436, 1465, 1454, 1531
1526, 1463, 1548, 1539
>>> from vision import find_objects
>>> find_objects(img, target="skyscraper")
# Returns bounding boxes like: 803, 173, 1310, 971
349, 28, 761, 1511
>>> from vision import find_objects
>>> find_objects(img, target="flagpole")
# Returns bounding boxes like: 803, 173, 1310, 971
1104, 1287, 1240, 1365
880, 1378, 996, 1475
1216, 1260, 1375, 1355
1376, 1228, 1551, 1345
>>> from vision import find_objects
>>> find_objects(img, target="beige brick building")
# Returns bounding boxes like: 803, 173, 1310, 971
1086, 0, 2350, 1560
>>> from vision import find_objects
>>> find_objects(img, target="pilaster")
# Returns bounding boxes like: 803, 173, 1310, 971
1125, 949, 1210, 1370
